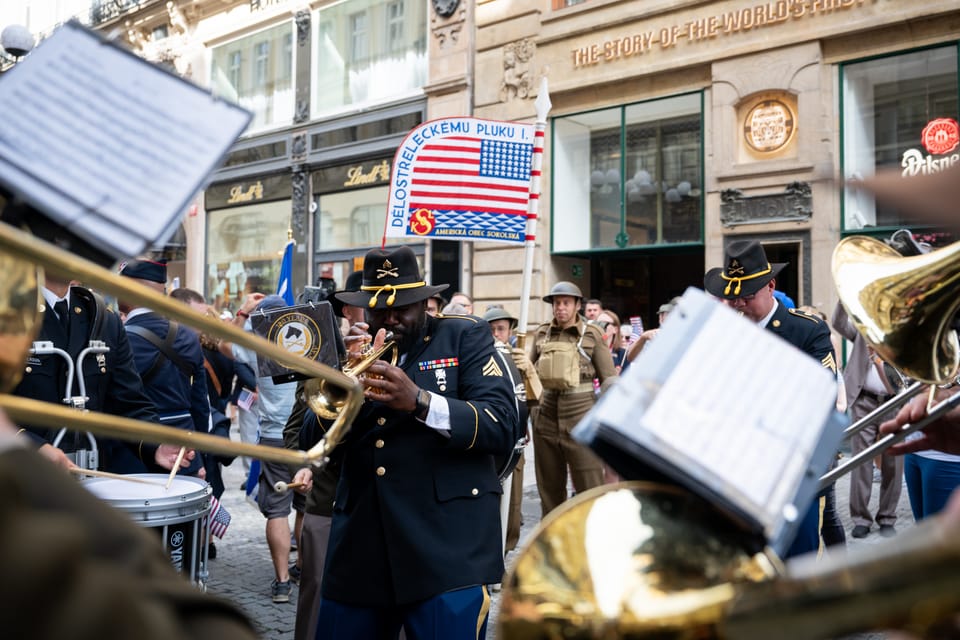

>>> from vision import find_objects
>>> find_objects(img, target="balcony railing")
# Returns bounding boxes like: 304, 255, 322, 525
90, 0, 155, 26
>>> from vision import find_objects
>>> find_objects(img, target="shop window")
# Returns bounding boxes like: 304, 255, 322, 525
206, 200, 292, 309
211, 21, 295, 132
553, 93, 703, 253
315, 185, 415, 252
842, 45, 959, 231
312, 0, 427, 117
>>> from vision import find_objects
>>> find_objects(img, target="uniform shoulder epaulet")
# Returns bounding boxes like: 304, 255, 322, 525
436, 313, 478, 323
788, 308, 822, 324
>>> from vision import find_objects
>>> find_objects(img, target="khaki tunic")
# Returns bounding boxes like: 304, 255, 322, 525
529, 318, 617, 515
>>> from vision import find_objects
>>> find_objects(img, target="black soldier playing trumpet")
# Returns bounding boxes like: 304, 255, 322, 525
313, 245, 521, 639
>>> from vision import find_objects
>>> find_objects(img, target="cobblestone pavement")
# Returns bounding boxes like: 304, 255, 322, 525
202, 437, 917, 640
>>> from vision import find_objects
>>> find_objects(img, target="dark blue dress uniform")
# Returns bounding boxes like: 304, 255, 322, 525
124, 310, 209, 475
766, 303, 838, 375
321, 314, 520, 609
705, 239, 839, 559
13, 286, 159, 473
766, 302, 838, 558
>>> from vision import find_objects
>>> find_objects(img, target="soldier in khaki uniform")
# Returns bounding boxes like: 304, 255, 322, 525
529, 281, 617, 516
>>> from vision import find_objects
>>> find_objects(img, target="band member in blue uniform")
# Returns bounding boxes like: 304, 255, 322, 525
314, 246, 520, 640
705, 239, 838, 558
119, 258, 208, 476
12, 274, 186, 473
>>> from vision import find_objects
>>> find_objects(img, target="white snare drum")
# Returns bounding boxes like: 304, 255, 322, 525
82, 474, 212, 589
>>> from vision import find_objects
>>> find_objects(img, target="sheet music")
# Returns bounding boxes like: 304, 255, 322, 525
637, 307, 834, 514
0, 21, 251, 259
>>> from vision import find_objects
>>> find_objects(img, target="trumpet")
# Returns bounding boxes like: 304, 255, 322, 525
0, 222, 363, 468
306, 336, 399, 420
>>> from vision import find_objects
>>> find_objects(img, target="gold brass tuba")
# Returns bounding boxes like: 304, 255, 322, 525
0, 222, 363, 468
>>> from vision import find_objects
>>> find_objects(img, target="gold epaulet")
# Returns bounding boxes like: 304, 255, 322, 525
788, 308, 821, 324
436, 313, 478, 323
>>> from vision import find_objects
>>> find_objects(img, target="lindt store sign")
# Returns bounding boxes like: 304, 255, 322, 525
901, 117, 960, 177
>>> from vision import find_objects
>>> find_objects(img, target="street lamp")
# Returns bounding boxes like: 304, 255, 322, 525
1, 24, 35, 66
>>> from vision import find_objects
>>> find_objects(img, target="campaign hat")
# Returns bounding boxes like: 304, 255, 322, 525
335, 246, 448, 310
704, 240, 786, 299
330, 270, 363, 318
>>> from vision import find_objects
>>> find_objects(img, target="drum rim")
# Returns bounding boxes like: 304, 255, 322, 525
81, 474, 212, 525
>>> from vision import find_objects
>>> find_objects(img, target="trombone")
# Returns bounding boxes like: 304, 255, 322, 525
816, 233, 960, 488
0, 222, 364, 468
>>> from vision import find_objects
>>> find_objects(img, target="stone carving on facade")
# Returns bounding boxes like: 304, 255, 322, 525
500, 39, 536, 103
166, 1, 188, 36
432, 24, 461, 50
296, 9, 311, 47
294, 99, 310, 124
291, 132, 308, 163
291, 166, 308, 237
123, 1, 195, 78
719, 181, 813, 227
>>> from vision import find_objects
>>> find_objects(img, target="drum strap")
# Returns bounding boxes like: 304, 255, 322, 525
127, 321, 193, 383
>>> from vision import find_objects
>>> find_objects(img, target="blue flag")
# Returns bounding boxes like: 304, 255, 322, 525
245, 458, 260, 506
276, 239, 295, 305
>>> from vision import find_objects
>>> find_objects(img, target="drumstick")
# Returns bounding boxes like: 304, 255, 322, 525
68, 468, 165, 486
165, 446, 187, 490
273, 480, 307, 493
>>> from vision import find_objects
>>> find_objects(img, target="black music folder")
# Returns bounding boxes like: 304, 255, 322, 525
250, 301, 344, 384
0, 21, 251, 266
573, 288, 848, 556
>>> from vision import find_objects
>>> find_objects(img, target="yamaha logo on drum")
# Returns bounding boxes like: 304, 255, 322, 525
169, 530, 185, 570
266, 311, 323, 360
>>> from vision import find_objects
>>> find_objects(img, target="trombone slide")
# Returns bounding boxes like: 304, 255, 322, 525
818, 388, 960, 490
0, 222, 363, 468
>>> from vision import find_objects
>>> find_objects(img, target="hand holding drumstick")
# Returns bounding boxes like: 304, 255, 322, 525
274, 467, 313, 494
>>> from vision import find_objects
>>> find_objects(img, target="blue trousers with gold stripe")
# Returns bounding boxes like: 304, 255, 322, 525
315, 585, 490, 640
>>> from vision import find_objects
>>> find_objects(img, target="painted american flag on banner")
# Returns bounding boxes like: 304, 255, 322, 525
384, 117, 535, 245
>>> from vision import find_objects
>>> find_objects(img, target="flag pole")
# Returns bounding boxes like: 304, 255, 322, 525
516, 77, 551, 356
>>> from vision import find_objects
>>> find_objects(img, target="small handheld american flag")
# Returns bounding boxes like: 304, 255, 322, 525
209, 495, 232, 539
630, 316, 644, 340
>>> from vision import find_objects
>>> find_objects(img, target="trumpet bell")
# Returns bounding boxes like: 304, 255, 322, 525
304, 339, 398, 420
498, 482, 779, 639
832, 236, 960, 384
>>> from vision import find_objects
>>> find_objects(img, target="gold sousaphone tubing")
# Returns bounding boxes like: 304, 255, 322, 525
0, 223, 363, 468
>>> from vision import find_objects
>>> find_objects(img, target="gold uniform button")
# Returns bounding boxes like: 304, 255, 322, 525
100, 367, 107, 373
375, 439, 385, 448
377, 417, 386, 426
376, 466, 386, 477
25, 366, 32, 373
471, 488, 479, 496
